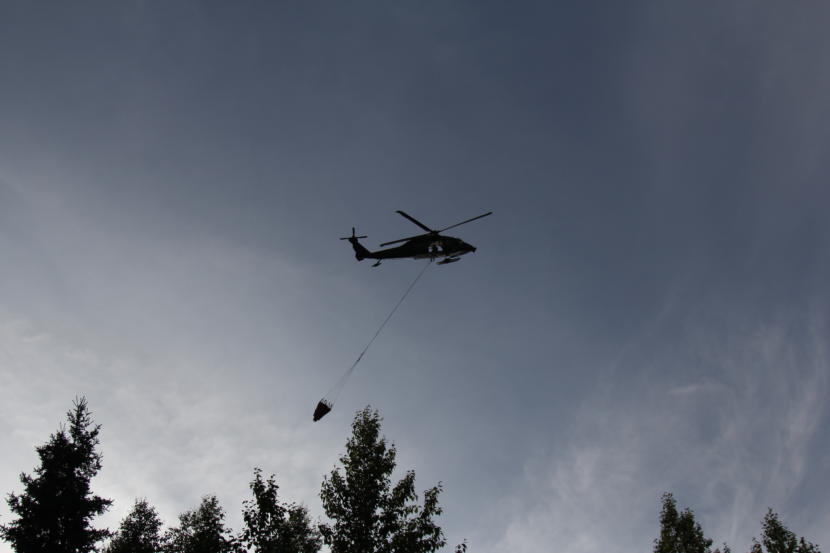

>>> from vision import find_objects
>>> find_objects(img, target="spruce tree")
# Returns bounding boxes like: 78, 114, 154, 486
1, 397, 112, 553
319, 406, 445, 553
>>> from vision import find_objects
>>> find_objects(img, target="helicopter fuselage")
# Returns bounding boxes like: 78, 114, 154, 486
348, 234, 476, 264
378, 235, 476, 260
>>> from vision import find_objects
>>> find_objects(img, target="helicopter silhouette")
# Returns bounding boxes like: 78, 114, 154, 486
341, 210, 492, 267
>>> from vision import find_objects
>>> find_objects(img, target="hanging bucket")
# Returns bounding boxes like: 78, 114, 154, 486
313, 399, 333, 422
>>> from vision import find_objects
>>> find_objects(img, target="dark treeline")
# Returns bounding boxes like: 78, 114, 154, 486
1, 398, 822, 553
0, 398, 464, 553
655, 493, 821, 553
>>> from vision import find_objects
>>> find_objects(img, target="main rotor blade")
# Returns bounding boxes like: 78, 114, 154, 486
438, 211, 493, 233
380, 232, 430, 247
396, 210, 434, 233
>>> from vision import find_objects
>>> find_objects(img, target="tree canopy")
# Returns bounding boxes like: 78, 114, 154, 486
239, 468, 321, 553
750, 509, 820, 553
654, 492, 715, 553
319, 406, 446, 553
105, 498, 164, 553
13, 398, 827, 553
652, 494, 824, 553
163, 495, 236, 553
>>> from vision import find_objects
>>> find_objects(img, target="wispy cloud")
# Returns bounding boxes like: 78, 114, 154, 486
0, 313, 339, 542
489, 290, 829, 553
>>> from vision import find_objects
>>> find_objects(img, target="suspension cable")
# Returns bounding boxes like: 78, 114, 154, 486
314, 260, 432, 421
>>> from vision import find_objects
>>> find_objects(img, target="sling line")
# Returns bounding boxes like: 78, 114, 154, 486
313, 260, 432, 421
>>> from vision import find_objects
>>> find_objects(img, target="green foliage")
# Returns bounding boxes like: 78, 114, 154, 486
2, 400, 461, 553
654, 495, 823, 553
105, 499, 164, 553
163, 495, 236, 553
239, 468, 321, 553
654, 493, 714, 553
749, 509, 821, 553
1, 397, 112, 553
319, 406, 446, 553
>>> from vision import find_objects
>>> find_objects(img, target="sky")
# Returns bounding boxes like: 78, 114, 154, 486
1, 2, 829, 552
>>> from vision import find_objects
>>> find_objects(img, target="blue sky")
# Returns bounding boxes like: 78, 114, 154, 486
1, 2, 829, 552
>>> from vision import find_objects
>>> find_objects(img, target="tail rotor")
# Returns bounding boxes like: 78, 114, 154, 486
339, 227, 367, 241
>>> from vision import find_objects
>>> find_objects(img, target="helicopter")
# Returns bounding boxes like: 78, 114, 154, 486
341, 210, 492, 267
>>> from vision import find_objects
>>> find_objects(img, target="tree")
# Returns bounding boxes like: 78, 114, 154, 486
238, 468, 321, 553
1, 397, 112, 553
750, 509, 821, 553
105, 498, 164, 553
654, 493, 716, 553
163, 495, 236, 553
319, 406, 446, 553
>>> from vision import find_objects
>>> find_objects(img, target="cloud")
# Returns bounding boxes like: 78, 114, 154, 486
0, 188, 346, 548
0, 313, 340, 546
488, 288, 829, 553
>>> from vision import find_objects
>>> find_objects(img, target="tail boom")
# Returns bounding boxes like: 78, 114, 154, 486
349, 238, 372, 261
